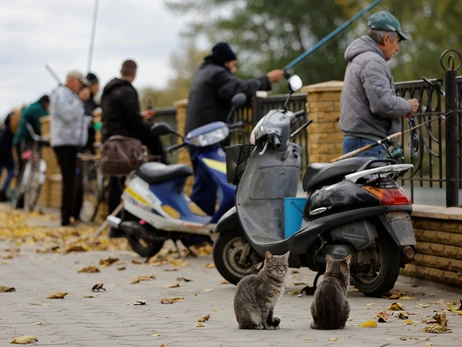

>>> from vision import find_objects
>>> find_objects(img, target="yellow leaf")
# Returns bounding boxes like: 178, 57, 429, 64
205, 263, 215, 268
160, 344, 167, 347
47, 291, 68, 299
83, 296, 95, 298
151, 333, 160, 336
117, 266, 126, 271
99, 257, 119, 267
132, 258, 142, 264
203, 288, 214, 293
425, 343, 434, 347
198, 314, 210, 322
422, 324, 452, 333
34, 322, 44, 326
10, 335, 38, 344
360, 320, 377, 328
388, 302, 405, 311
220, 280, 230, 285
0, 286, 16, 292
129, 275, 156, 284
163, 283, 180, 288
196, 323, 206, 327
302, 337, 311, 340
77, 266, 100, 273
403, 319, 420, 326
399, 295, 415, 301
328, 337, 339, 341
212, 308, 219, 311
366, 302, 375, 306
160, 297, 184, 304
288, 290, 301, 295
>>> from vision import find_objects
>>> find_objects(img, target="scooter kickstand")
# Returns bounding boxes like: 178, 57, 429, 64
298, 271, 323, 297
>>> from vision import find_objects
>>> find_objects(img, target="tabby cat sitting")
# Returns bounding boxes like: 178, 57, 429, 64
310, 254, 351, 330
234, 251, 290, 329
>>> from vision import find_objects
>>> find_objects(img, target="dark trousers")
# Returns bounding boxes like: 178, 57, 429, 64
108, 176, 125, 214
53, 146, 83, 224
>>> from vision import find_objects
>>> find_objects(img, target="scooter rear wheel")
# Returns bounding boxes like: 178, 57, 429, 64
354, 232, 401, 297
213, 230, 261, 285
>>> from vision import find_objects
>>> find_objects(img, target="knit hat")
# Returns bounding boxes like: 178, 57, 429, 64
86, 72, 99, 85
211, 42, 237, 64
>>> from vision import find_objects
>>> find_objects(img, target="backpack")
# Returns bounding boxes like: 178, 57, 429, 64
100, 135, 145, 176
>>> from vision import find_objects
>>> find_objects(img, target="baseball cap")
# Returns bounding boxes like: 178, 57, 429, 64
67, 70, 89, 86
368, 11, 410, 41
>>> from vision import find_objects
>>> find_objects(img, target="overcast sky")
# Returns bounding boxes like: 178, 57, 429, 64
0, 0, 192, 118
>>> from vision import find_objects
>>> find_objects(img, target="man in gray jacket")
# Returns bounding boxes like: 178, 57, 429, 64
50, 70, 90, 226
339, 11, 419, 158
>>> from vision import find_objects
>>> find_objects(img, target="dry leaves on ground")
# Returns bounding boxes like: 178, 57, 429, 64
47, 291, 68, 299
176, 277, 192, 282
77, 266, 100, 273
10, 335, 38, 344
163, 283, 180, 288
92, 283, 106, 292
360, 320, 377, 328
205, 263, 215, 269
422, 324, 452, 333
160, 297, 184, 304
328, 337, 339, 341
197, 314, 210, 322
0, 286, 16, 292
129, 275, 156, 284
388, 302, 405, 311
424, 312, 448, 326
376, 309, 392, 323
99, 257, 119, 267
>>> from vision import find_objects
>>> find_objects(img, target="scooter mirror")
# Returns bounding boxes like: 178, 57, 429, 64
151, 122, 175, 137
288, 75, 303, 93
231, 93, 247, 109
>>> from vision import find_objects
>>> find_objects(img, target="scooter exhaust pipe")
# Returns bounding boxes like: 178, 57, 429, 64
402, 246, 416, 264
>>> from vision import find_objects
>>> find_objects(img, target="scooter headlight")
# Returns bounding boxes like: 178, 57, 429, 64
188, 126, 229, 147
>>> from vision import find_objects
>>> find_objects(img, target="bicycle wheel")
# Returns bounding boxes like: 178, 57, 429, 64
80, 160, 104, 222
24, 160, 42, 212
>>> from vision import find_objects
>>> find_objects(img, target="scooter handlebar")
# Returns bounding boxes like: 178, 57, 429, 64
228, 121, 244, 129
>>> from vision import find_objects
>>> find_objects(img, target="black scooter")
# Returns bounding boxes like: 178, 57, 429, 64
212, 75, 416, 297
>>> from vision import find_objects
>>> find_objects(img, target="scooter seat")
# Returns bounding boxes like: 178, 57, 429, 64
302, 157, 378, 192
136, 162, 193, 184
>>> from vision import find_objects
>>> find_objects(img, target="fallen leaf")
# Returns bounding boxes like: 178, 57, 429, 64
424, 336, 430, 341
403, 319, 420, 326
132, 300, 146, 305
293, 282, 308, 285
422, 324, 452, 333
396, 312, 409, 319
160, 296, 184, 304
427, 312, 448, 327
360, 320, 377, 328
425, 343, 434, 347
3, 254, 14, 259
388, 302, 405, 311
376, 309, 392, 323
203, 288, 213, 293
205, 263, 215, 269
164, 268, 178, 272
196, 323, 205, 327
383, 290, 405, 300
399, 295, 415, 301
132, 258, 142, 264
92, 283, 106, 292
400, 337, 407, 341
289, 275, 297, 279
34, 322, 44, 326
4, 247, 20, 253
366, 303, 375, 306
302, 338, 311, 340
328, 337, 338, 341
83, 296, 95, 298
117, 266, 126, 271
47, 292, 68, 299
129, 275, 156, 284
212, 308, 219, 311
288, 290, 301, 295
176, 277, 192, 282
198, 314, 210, 322
64, 245, 87, 253
0, 286, 16, 292
99, 257, 119, 267
77, 266, 100, 273
220, 280, 230, 285
160, 344, 167, 347
10, 335, 38, 344
163, 283, 180, 288
151, 333, 160, 336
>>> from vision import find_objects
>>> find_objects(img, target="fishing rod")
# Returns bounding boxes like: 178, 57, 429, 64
45, 64, 63, 86
284, 0, 383, 73
331, 109, 455, 162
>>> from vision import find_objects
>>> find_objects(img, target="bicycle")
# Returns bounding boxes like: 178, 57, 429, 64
12, 123, 50, 212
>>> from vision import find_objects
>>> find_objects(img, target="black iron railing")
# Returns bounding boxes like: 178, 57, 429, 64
154, 106, 178, 164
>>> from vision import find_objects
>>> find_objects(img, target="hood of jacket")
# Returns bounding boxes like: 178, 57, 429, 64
344, 35, 386, 62
102, 78, 132, 95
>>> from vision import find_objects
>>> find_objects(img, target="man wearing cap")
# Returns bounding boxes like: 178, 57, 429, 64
185, 41, 285, 217
50, 70, 91, 226
339, 11, 419, 158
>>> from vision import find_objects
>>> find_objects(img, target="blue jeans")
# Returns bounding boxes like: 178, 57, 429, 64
0, 149, 15, 191
342, 136, 385, 159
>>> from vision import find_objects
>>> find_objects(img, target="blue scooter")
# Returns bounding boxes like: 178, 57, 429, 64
107, 94, 247, 257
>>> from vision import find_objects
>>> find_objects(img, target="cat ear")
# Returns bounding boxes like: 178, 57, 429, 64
265, 251, 273, 261
344, 255, 352, 265
283, 251, 290, 261
326, 254, 333, 262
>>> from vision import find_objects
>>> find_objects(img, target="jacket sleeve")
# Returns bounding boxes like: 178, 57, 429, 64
215, 70, 272, 101
53, 88, 84, 123
361, 60, 412, 119
119, 87, 153, 144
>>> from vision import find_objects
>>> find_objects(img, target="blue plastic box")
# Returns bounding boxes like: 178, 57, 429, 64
284, 197, 307, 238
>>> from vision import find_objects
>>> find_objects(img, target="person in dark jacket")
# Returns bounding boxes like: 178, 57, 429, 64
339, 11, 419, 158
0, 111, 18, 201
101, 59, 165, 238
83, 72, 100, 153
185, 41, 284, 216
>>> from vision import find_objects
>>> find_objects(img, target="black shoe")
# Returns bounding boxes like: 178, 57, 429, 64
108, 227, 125, 238
0, 191, 7, 202
61, 220, 71, 227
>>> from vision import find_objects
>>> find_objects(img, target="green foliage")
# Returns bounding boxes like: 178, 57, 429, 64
165, 0, 462, 89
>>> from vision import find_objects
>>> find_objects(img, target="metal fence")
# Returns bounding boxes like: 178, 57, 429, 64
154, 106, 178, 163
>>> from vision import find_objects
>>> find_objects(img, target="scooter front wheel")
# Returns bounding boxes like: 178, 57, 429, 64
213, 230, 262, 285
